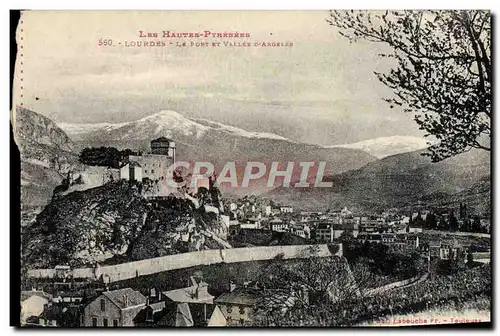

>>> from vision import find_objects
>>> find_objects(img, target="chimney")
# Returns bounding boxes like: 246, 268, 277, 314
300, 285, 309, 305
196, 281, 209, 299
158, 291, 162, 301
229, 281, 236, 292
123, 294, 129, 308
146, 297, 150, 306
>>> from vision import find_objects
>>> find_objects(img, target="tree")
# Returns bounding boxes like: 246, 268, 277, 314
438, 215, 449, 230
466, 250, 474, 266
413, 211, 424, 227
79, 147, 141, 168
449, 211, 459, 231
252, 247, 373, 326
425, 212, 437, 229
472, 215, 482, 232
327, 10, 491, 161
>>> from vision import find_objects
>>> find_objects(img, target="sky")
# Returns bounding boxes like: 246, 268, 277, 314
14, 10, 426, 146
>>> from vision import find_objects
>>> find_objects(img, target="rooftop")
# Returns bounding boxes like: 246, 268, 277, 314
163, 282, 213, 304
102, 288, 147, 309
152, 136, 173, 142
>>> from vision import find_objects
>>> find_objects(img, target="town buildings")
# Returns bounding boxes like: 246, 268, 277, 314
428, 242, 463, 260
120, 137, 176, 188
81, 288, 147, 327
208, 285, 297, 327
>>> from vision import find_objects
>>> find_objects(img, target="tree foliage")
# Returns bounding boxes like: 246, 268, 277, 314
327, 10, 491, 161
79, 147, 142, 168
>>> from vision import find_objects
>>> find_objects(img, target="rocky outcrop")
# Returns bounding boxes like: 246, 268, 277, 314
15, 106, 74, 152
14, 106, 80, 208
22, 181, 230, 268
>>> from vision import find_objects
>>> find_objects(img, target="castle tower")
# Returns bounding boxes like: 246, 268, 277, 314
169, 140, 176, 162
150, 137, 175, 158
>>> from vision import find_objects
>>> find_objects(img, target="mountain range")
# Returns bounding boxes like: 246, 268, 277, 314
329, 135, 432, 159
15, 107, 491, 214
57, 110, 378, 194
268, 147, 490, 214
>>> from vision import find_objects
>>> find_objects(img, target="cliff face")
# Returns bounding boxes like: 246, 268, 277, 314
14, 106, 80, 209
15, 106, 74, 152
22, 181, 230, 268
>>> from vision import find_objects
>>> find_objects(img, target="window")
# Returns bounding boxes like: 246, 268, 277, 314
226, 305, 232, 313
100, 298, 106, 311
239, 318, 245, 325
239, 306, 245, 314
92, 317, 98, 327
145, 170, 148, 174
146, 309, 153, 321
103, 318, 108, 327
151, 169, 155, 174
226, 316, 232, 324
113, 319, 119, 327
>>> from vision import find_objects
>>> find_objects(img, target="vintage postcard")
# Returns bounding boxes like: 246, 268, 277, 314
12, 10, 491, 327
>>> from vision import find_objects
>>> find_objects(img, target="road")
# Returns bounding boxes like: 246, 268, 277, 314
364, 272, 429, 297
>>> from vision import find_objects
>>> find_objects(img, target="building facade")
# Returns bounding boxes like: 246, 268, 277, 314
81, 288, 147, 327
120, 137, 176, 183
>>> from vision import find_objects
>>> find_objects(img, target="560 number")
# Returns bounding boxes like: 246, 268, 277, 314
98, 39, 113, 47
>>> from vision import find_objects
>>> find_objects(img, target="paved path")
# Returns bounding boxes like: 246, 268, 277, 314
364, 272, 429, 297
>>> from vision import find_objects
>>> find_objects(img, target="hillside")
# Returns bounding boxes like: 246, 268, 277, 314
13, 106, 81, 209
22, 180, 230, 269
419, 176, 491, 217
15, 106, 74, 152
229, 229, 309, 248
268, 148, 490, 212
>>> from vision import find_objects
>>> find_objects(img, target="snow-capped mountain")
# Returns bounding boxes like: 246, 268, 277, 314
56, 110, 377, 194
59, 110, 291, 143
58, 121, 128, 136
328, 135, 432, 159
191, 118, 290, 141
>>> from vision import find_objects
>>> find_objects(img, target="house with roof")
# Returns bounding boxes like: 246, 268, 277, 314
25, 303, 81, 327
408, 222, 423, 233
427, 241, 463, 260
119, 137, 176, 197
154, 276, 215, 327
314, 223, 344, 242
381, 233, 397, 244
290, 224, 310, 239
119, 161, 143, 182
269, 218, 288, 232
21, 291, 52, 325
208, 286, 297, 327
81, 288, 147, 327
356, 233, 382, 244
239, 217, 261, 230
